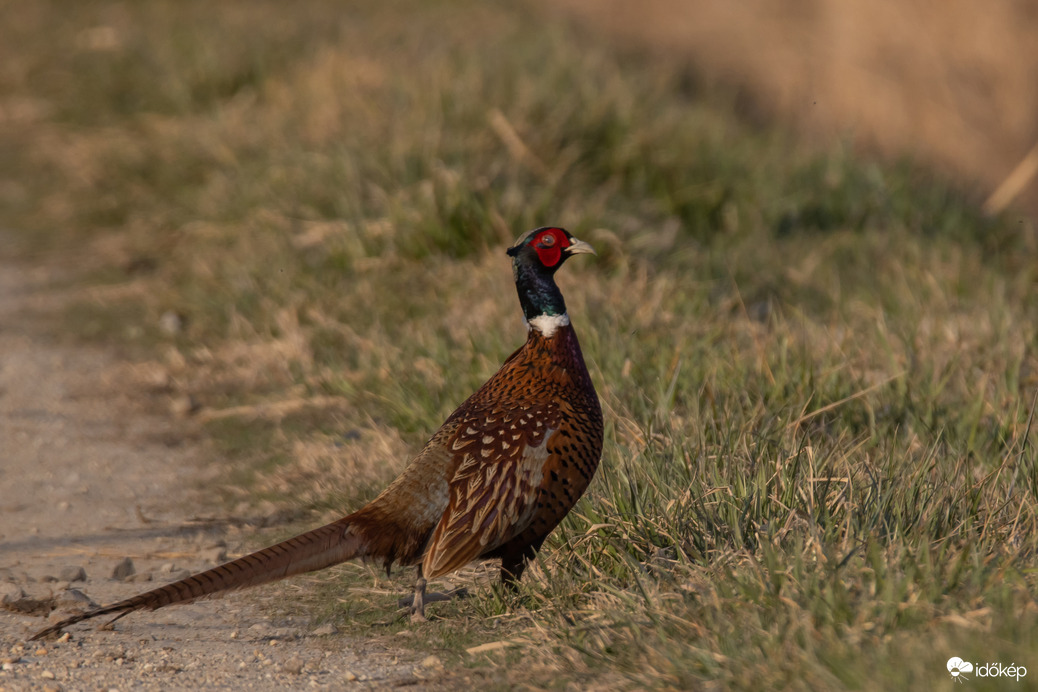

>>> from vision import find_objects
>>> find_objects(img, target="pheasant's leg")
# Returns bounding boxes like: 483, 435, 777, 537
500, 538, 543, 590
398, 566, 469, 613
500, 554, 526, 591
398, 587, 469, 607
410, 577, 428, 622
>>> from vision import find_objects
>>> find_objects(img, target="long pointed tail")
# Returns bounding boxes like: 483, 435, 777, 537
30, 517, 365, 640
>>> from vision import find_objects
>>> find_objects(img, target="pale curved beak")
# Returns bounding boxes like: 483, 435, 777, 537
565, 238, 596, 256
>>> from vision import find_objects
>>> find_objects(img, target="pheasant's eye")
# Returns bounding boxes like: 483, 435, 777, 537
539, 234, 555, 247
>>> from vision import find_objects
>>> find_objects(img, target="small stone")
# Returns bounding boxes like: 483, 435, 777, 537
56, 633, 71, 644
311, 623, 337, 636
201, 546, 228, 565
159, 311, 183, 335
3, 592, 50, 616
421, 655, 443, 669
343, 671, 358, 682
56, 588, 97, 609
0, 582, 25, 604
281, 658, 304, 675
111, 558, 135, 580
169, 395, 200, 417
0, 568, 30, 583
40, 669, 56, 679
2, 662, 15, 671
159, 563, 176, 574
103, 648, 127, 662
59, 566, 87, 582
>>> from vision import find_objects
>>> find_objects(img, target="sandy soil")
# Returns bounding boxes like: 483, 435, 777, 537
0, 261, 442, 690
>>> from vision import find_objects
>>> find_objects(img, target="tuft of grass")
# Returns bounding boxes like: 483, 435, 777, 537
4, 0, 1038, 689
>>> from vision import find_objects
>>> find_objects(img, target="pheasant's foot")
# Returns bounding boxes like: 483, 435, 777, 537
406, 576, 428, 623
397, 586, 469, 608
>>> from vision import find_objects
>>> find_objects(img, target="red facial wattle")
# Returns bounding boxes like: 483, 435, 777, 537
533, 229, 569, 267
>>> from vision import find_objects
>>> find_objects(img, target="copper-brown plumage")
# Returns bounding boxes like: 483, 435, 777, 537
31, 226, 602, 640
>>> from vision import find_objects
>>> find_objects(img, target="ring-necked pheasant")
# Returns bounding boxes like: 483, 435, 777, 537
31, 226, 603, 640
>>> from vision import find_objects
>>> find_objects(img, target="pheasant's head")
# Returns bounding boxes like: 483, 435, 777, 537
507, 227, 595, 333
507, 227, 595, 275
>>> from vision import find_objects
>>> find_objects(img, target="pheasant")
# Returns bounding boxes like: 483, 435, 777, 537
31, 226, 603, 640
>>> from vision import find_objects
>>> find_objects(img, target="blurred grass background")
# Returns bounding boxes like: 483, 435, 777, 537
544, 0, 1038, 218
3, 0, 1038, 689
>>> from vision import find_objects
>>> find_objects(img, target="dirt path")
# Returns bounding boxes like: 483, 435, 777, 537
0, 262, 438, 690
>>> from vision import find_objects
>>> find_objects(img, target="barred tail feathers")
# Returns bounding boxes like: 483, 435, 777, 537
30, 517, 365, 640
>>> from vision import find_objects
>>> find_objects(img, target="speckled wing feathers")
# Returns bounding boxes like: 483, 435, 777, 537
421, 411, 557, 578
418, 323, 602, 579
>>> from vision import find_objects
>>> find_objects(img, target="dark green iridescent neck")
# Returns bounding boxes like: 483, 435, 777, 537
513, 257, 567, 321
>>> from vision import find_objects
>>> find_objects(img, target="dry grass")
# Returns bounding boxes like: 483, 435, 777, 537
540, 0, 1038, 216
4, 0, 1038, 689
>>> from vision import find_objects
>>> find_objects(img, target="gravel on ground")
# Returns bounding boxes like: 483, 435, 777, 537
0, 261, 442, 691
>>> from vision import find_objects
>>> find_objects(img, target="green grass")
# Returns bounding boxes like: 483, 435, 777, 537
4, 0, 1038, 689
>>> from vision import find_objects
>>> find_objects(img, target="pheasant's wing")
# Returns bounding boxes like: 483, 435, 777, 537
420, 406, 558, 579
